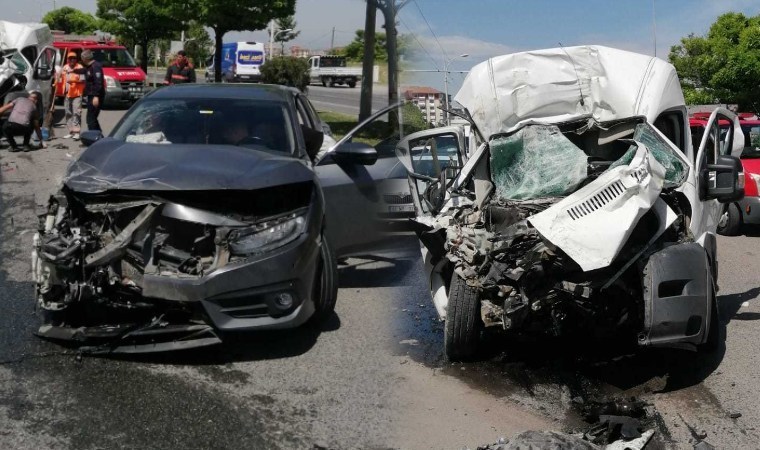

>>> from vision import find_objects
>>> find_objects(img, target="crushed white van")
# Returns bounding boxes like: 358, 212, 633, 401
0, 20, 57, 108
394, 46, 745, 360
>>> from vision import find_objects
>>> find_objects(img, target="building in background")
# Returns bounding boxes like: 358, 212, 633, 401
404, 86, 444, 126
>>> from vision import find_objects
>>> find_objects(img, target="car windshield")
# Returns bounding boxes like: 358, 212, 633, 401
742, 125, 760, 159
111, 97, 296, 154
92, 48, 137, 67
1, 50, 29, 73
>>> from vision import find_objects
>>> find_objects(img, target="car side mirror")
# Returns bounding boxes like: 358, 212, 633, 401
333, 142, 378, 165
80, 130, 104, 146
702, 154, 745, 202
301, 124, 324, 160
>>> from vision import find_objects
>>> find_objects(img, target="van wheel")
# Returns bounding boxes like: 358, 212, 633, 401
717, 203, 742, 236
348, 80, 357, 88
699, 285, 721, 352
444, 273, 482, 361
309, 237, 338, 324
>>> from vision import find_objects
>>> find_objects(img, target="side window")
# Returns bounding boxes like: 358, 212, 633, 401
406, 133, 462, 178
294, 97, 313, 128
21, 46, 37, 66
653, 112, 685, 153
37, 48, 56, 69
705, 121, 718, 165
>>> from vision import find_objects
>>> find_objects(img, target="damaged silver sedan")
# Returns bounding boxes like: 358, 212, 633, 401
397, 46, 746, 360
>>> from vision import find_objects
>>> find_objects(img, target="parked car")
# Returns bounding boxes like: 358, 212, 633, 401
690, 114, 760, 235
308, 56, 362, 88
52, 33, 147, 106
32, 84, 404, 353
393, 45, 745, 360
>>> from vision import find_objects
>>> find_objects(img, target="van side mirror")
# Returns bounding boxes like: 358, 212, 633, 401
702, 154, 745, 202
34, 66, 53, 81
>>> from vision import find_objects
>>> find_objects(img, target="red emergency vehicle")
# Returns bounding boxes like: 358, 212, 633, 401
52, 33, 147, 106
690, 112, 760, 235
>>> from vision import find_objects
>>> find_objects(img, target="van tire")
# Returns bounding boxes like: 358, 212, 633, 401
444, 273, 482, 361
717, 203, 742, 236
699, 285, 721, 353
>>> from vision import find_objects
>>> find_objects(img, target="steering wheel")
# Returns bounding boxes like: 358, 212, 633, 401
236, 136, 266, 146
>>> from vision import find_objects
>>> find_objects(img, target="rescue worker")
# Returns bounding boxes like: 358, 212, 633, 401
73, 49, 105, 132
0, 92, 46, 152
164, 50, 196, 84
59, 52, 85, 140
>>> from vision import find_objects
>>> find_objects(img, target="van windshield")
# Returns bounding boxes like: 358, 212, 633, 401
92, 48, 137, 68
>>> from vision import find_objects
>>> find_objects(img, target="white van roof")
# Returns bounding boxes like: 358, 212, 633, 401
0, 20, 53, 51
454, 45, 685, 139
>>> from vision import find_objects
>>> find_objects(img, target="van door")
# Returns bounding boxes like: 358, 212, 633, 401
29, 46, 56, 111
692, 108, 742, 239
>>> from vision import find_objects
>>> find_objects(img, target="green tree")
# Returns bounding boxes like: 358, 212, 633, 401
670, 12, 760, 109
274, 15, 300, 55
42, 7, 99, 34
342, 30, 388, 62
260, 56, 310, 91
194, 0, 296, 82
183, 21, 213, 67
96, 0, 184, 72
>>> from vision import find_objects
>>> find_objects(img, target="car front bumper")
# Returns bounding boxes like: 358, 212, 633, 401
104, 83, 146, 105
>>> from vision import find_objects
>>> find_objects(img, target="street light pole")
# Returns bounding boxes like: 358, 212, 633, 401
443, 53, 468, 125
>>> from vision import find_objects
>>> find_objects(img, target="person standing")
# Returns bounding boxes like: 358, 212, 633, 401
74, 49, 105, 132
59, 52, 85, 140
0, 92, 46, 152
164, 50, 196, 84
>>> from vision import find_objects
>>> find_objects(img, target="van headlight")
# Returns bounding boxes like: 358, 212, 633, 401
229, 212, 308, 255
104, 75, 119, 88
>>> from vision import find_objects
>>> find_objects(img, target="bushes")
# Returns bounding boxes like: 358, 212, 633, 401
260, 56, 310, 91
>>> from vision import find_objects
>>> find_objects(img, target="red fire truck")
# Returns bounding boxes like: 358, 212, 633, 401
52, 33, 147, 106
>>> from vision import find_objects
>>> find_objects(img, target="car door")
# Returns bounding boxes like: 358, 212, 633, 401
314, 103, 426, 257
691, 108, 742, 240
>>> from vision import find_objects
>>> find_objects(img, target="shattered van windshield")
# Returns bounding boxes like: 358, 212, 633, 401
609, 123, 688, 187
490, 125, 588, 200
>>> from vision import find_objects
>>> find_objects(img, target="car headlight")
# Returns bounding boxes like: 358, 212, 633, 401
104, 75, 119, 88
229, 212, 308, 255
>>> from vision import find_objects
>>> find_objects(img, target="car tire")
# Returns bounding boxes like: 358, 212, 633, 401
309, 236, 338, 324
717, 203, 742, 236
444, 273, 482, 361
348, 80, 357, 88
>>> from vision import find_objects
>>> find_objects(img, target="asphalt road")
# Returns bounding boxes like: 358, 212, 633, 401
1, 107, 759, 449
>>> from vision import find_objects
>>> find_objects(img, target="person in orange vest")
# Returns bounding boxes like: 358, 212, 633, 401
163, 50, 196, 85
59, 52, 85, 140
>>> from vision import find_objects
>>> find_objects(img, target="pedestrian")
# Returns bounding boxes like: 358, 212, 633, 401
73, 49, 105, 132
0, 92, 47, 152
59, 51, 85, 140
164, 50, 196, 85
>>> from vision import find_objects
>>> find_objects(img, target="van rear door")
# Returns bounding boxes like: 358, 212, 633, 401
234, 42, 265, 82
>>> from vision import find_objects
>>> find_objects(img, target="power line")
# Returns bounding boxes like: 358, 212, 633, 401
398, 15, 440, 71
412, 0, 447, 60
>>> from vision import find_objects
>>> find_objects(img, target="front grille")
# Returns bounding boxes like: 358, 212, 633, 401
384, 193, 413, 205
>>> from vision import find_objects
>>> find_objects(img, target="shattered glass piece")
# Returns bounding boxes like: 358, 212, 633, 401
490, 125, 588, 200
609, 124, 687, 187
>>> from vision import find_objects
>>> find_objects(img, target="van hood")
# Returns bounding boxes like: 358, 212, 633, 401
455, 45, 685, 140
63, 139, 314, 193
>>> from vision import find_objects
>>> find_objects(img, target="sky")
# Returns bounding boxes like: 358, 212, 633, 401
9, 0, 760, 92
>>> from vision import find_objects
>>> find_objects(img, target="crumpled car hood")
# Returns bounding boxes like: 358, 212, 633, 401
454, 45, 685, 140
63, 138, 315, 193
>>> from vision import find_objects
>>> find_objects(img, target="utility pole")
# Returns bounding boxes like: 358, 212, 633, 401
330, 27, 335, 52
652, 0, 657, 57
359, 0, 376, 121
443, 54, 468, 125
269, 19, 275, 56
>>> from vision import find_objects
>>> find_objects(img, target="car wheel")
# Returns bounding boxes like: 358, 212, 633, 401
309, 236, 338, 324
444, 273, 482, 361
717, 203, 742, 236
348, 80, 357, 88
